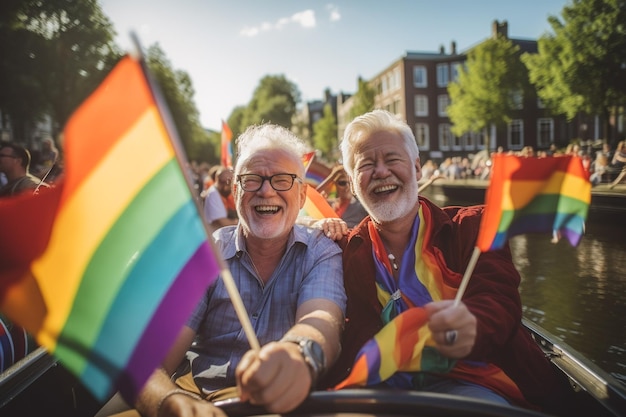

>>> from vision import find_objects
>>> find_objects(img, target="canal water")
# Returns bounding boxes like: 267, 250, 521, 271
421, 187, 626, 387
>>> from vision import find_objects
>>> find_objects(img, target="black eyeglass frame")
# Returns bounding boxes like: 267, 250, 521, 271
237, 173, 303, 192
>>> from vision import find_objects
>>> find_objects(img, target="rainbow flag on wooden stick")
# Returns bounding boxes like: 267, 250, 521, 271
476, 154, 591, 251
0, 55, 220, 402
334, 307, 452, 389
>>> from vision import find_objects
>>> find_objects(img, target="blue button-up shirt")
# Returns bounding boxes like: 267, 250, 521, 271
187, 224, 345, 392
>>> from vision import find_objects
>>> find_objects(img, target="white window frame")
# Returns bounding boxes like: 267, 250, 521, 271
436, 63, 449, 87
451, 62, 462, 82
415, 123, 430, 151
438, 94, 449, 117
439, 123, 453, 150
537, 118, 554, 148
508, 119, 524, 149
413, 66, 427, 88
415, 95, 428, 117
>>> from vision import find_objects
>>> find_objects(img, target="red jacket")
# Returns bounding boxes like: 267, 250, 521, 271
321, 197, 575, 413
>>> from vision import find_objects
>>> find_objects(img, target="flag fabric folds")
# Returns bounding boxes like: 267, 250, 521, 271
476, 154, 591, 252
334, 307, 452, 389
299, 152, 337, 220
0, 55, 220, 402
221, 119, 233, 168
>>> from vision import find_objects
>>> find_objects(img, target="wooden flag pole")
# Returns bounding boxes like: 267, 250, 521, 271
131, 33, 260, 352
453, 246, 481, 307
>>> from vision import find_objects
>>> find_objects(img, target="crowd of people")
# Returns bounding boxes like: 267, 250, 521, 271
415, 141, 626, 187
4, 114, 617, 417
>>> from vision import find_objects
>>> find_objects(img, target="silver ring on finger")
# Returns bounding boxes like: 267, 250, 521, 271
444, 329, 458, 346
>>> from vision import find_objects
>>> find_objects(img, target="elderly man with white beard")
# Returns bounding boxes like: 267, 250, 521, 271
320, 109, 577, 416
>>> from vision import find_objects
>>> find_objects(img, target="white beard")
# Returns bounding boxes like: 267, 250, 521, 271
355, 175, 419, 223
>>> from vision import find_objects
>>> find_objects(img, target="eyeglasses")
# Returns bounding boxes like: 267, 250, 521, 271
237, 173, 302, 192
336, 180, 348, 187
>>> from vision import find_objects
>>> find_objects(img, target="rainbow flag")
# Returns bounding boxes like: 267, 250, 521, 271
476, 154, 591, 252
221, 119, 233, 168
334, 307, 452, 388
301, 151, 315, 172
305, 160, 331, 187
301, 186, 338, 220
0, 55, 220, 402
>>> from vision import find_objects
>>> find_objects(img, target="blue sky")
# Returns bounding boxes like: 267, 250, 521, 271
100, 0, 569, 131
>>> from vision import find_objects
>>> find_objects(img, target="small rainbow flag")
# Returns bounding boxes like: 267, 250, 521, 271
301, 186, 338, 220
301, 151, 315, 172
305, 160, 331, 187
221, 119, 233, 168
334, 307, 452, 389
476, 154, 591, 252
0, 55, 220, 402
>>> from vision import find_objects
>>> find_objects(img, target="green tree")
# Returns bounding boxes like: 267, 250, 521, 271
349, 77, 376, 119
146, 44, 210, 161
242, 74, 300, 129
0, 0, 120, 139
448, 36, 530, 149
522, 0, 626, 141
312, 104, 338, 161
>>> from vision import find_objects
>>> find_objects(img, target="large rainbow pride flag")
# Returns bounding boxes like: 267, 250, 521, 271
476, 154, 591, 251
0, 55, 220, 402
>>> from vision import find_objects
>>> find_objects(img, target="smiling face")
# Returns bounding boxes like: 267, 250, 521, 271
350, 130, 421, 224
235, 148, 306, 241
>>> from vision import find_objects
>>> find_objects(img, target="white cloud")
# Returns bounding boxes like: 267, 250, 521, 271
292, 10, 316, 28
240, 9, 316, 37
326, 4, 341, 22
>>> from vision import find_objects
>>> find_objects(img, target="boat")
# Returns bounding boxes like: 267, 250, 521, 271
1, 320, 625, 416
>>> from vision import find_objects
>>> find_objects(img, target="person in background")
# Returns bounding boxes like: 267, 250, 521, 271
203, 166, 238, 229
103, 123, 346, 417
0, 142, 49, 197
321, 110, 577, 416
316, 165, 368, 228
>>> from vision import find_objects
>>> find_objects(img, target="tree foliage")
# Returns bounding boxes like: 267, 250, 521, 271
313, 104, 339, 161
448, 36, 530, 146
522, 0, 626, 134
349, 77, 376, 119
240, 75, 300, 130
0, 0, 121, 139
146, 44, 211, 162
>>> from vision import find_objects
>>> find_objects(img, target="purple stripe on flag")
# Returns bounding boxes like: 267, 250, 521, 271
116, 242, 219, 401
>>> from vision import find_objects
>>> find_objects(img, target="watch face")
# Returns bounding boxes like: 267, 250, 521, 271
302, 339, 326, 373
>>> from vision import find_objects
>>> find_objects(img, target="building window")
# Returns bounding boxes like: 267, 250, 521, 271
390, 68, 401, 91
439, 123, 453, 150
437, 63, 449, 87
508, 119, 524, 149
415, 123, 429, 150
438, 95, 449, 117
415, 95, 428, 116
537, 97, 546, 109
537, 118, 554, 148
511, 90, 523, 110
413, 66, 427, 88
451, 62, 462, 82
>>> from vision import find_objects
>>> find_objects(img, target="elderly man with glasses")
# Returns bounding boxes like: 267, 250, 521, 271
103, 124, 346, 417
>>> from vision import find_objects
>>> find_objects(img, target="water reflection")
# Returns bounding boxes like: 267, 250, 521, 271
513, 222, 626, 385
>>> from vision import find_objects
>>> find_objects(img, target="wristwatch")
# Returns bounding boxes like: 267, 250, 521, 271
282, 336, 326, 388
